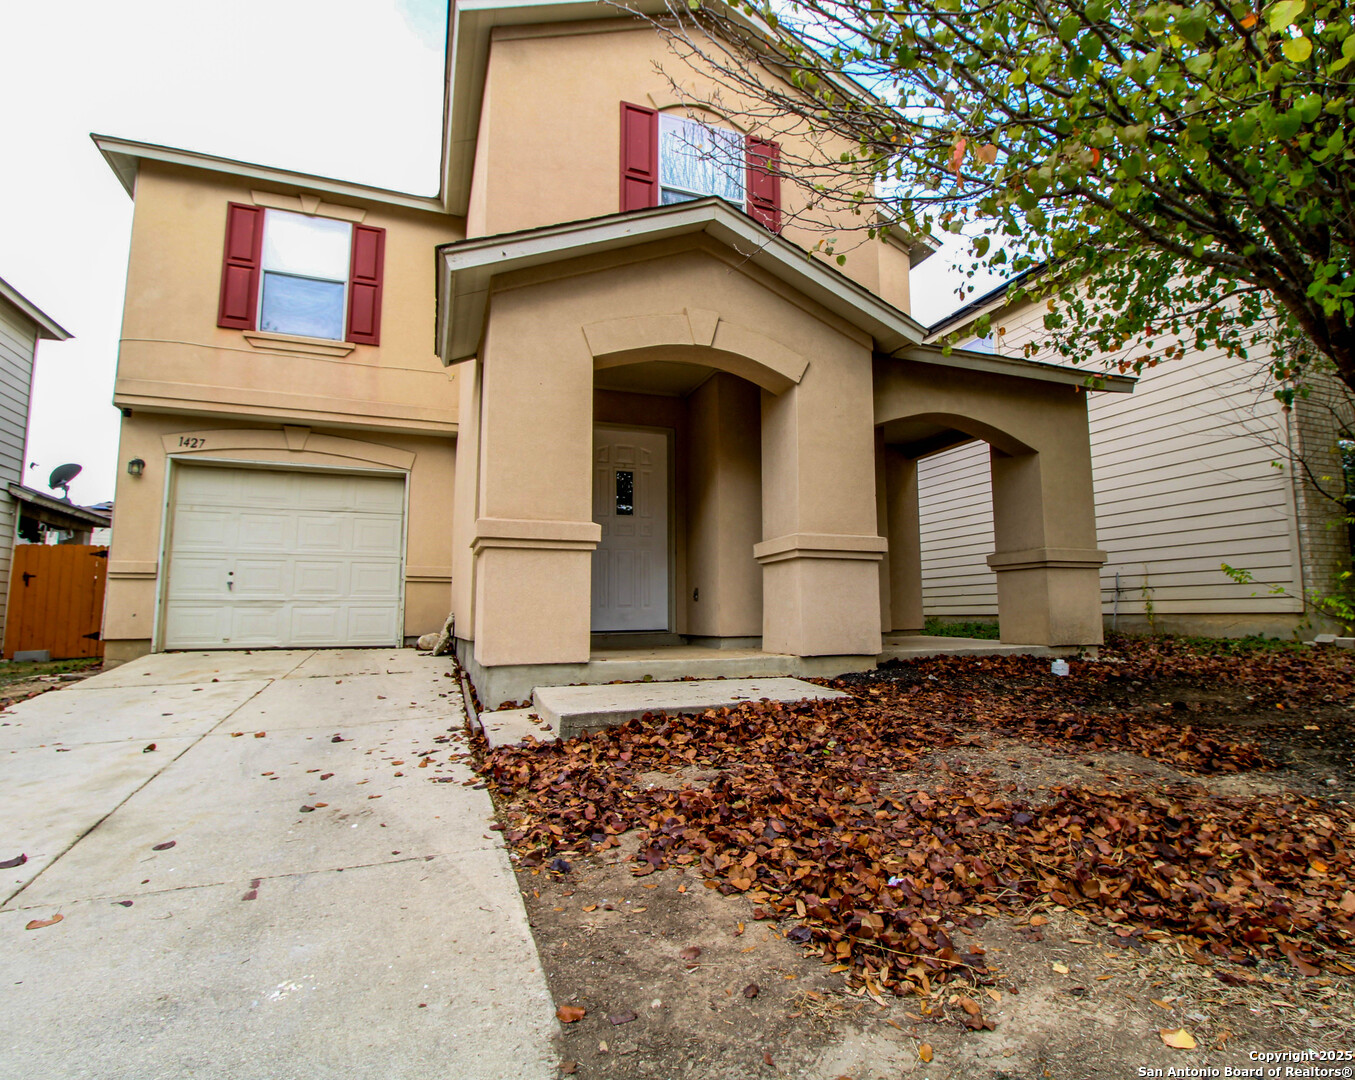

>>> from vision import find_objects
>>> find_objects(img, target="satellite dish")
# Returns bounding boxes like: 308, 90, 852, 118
48, 463, 82, 501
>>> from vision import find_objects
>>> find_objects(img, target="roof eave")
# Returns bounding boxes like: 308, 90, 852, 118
434, 199, 1123, 393
0, 277, 71, 341
91, 134, 450, 216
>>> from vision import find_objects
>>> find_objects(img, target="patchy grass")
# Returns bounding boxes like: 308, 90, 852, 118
923, 618, 1001, 640
0, 657, 101, 689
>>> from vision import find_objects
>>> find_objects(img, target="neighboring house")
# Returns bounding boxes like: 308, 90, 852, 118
96, 0, 1134, 704
0, 277, 71, 648
923, 275, 1348, 638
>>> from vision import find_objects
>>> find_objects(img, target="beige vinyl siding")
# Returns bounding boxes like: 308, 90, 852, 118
918, 299, 1303, 623
0, 299, 39, 647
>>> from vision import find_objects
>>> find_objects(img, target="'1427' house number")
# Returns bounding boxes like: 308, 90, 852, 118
177, 436, 206, 448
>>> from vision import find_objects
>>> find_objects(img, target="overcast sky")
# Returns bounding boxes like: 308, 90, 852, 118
1, 0, 981, 507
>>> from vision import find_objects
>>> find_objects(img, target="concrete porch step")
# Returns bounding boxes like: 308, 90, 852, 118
534, 676, 847, 740
479, 676, 848, 747
879, 635, 1053, 661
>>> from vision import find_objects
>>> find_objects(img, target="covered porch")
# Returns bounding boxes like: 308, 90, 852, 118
436, 199, 1131, 707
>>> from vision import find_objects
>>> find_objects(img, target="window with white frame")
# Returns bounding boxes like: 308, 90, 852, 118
658, 113, 745, 207
258, 210, 353, 341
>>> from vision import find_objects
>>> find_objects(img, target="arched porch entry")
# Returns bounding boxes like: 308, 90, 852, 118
450, 237, 887, 677
874, 360, 1107, 647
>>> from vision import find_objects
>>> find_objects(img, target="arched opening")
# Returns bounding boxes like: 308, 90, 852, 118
592, 348, 768, 647
875, 413, 1038, 645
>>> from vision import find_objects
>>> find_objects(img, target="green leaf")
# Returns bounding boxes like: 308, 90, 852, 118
1282, 34, 1313, 61
973, 235, 991, 257
1267, 0, 1305, 31
1058, 15, 1080, 41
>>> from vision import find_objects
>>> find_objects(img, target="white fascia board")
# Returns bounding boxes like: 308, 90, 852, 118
91, 135, 448, 215
889, 344, 1136, 393
0, 276, 71, 341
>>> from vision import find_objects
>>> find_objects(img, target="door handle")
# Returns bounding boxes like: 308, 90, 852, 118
227, 570, 234, 592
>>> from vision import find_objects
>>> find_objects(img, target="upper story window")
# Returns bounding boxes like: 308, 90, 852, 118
259, 211, 352, 340
620, 102, 781, 233
965, 333, 996, 354
217, 203, 385, 345
658, 114, 744, 207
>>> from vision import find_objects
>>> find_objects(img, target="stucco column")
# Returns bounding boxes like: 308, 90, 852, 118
882, 446, 924, 633
470, 287, 600, 668
987, 446, 1106, 646
754, 345, 885, 657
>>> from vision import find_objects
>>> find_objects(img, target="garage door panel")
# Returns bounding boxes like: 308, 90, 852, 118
236, 513, 291, 551
230, 604, 286, 644
349, 561, 402, 596
346, 605, 402, 643
172, 510, 238, 549
233, 559, 289, 598
295, 515, 348, 552
352, 516, 403, 554
293, 560, 346, 597
167, 556, 233, 598
163, 466, 407, 650
161, 604, 231, 648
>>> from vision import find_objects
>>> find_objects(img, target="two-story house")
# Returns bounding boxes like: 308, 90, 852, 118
96, 0, 1132, 705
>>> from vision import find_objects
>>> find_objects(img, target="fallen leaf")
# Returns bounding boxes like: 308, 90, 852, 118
114, 900, 133, 907
608, 1011, 637, 1025
763, 1051, 774, 1067
556, 1005, 586, 1023
143, 743, 156, 753
919, 1044, 934, 1063
152, 841, 176, 851
1052, 962, 1069, 974
25, 914, 62, 930
1160, 1028, 1197, 1050
1029, 915, 1049, 926
0, 854, 27, 870
583, 904, 597, 913
560, 1063, 578, 1076
253, 732, 265, 738
956, 996, 981, 1016
680, 946, 702, 961
320, 773, 333, 781
743, 983, 760, 999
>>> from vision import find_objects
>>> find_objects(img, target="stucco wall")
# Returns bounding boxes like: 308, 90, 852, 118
466, 21, 900, 304
117, 161, 464, 434
103, 413, 454, 659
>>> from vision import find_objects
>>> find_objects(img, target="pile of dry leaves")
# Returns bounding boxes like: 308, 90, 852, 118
480, 641, 1355, 1003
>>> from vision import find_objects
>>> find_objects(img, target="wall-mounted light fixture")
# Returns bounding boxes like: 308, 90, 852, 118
127, 458, 145, 478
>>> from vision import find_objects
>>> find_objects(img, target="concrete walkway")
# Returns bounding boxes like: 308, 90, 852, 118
0, 649, 556, 1080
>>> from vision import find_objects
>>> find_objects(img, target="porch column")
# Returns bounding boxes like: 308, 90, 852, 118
470, 288, 599, 668
754, 344, 885, 657
987, 447, 1106, 646
882, 446, 924, 633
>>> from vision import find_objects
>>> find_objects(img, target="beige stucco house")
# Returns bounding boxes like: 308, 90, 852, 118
95, 0, 1132, 704
925, 274, 1348, 638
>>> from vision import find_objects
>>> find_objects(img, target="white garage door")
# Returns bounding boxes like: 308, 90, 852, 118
162, 466, 406, 650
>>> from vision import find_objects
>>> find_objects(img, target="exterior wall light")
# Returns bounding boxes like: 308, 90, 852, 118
127, 458, 146, 478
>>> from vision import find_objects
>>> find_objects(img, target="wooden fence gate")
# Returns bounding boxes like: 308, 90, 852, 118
3, 544, 108, 660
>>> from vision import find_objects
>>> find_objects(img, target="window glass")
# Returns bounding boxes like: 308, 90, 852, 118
260, 275, 347, 340
262, 211, 352, 279
615, 470, 634, 516
965, 333, 996, 354
259, 210, 352, 339
659, 114, 744, 205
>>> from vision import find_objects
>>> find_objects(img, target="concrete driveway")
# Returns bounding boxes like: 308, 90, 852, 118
0, 649, 557, 1080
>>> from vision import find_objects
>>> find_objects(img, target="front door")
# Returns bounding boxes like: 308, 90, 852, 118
591, 427, 669, 632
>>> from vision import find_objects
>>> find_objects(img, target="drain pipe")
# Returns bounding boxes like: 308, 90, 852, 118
1113, 572, 1120, 632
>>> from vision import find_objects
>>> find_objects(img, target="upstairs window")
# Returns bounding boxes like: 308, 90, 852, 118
259, 211, 351, 340
620, 102, 781, 233
217, 204, 385, 344
658, 113, 744, 207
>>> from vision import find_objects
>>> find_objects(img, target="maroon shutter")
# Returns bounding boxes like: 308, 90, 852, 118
346, 224, 385, 345
217, 203, 264, 329
620, 102, 659, 212
746, 137, 782, 233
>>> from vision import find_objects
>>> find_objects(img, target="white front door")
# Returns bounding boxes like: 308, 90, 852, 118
162, 465, 406, 649
591, 428, 669, 632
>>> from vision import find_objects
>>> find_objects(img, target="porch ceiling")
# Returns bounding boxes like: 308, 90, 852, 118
434, 199, 1135, 393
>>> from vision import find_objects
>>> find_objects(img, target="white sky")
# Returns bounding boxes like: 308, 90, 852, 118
0, 0, 979, 508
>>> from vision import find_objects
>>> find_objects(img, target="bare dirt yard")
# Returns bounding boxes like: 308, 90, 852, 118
475, 636, 1355, 1079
